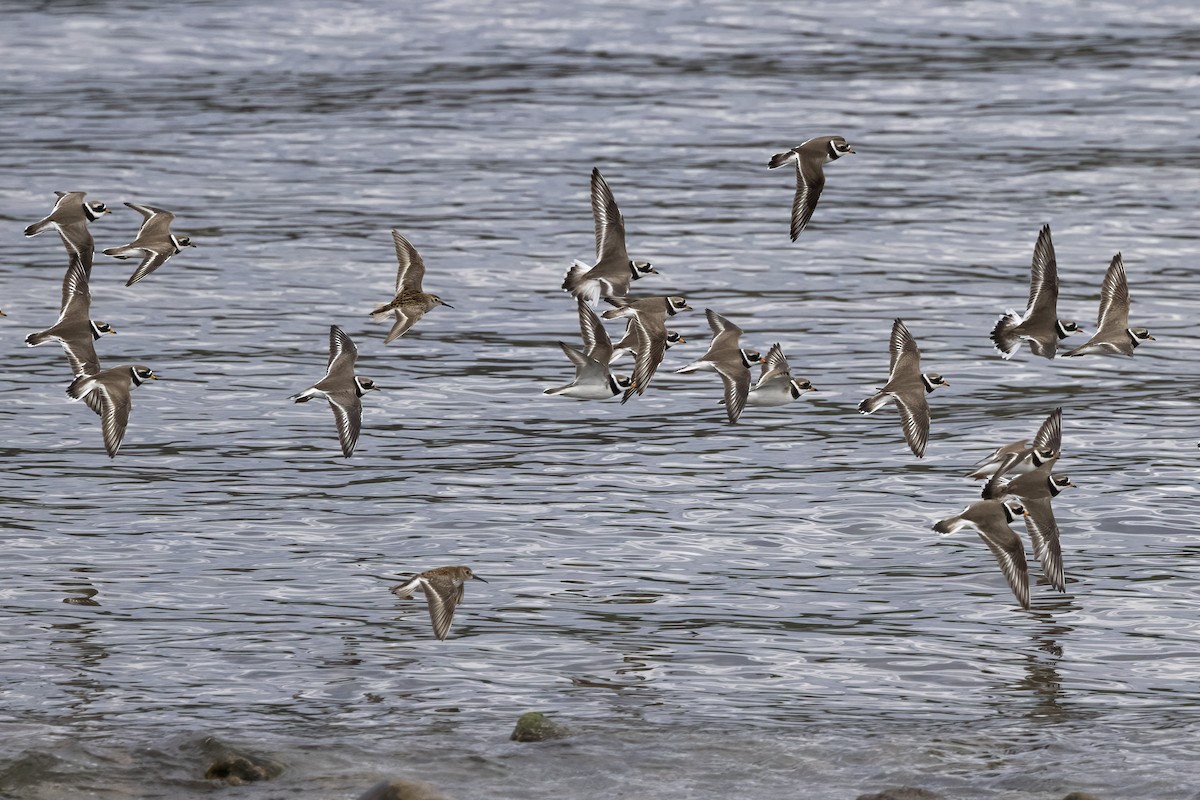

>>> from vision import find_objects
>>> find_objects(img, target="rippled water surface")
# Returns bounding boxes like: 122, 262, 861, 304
3, 1, 1199, 798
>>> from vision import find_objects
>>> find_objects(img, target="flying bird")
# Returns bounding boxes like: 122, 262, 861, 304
370, 230, 452, 343
858, 318, 947, 458
1063, 253, 1154, 356
934, 500, 1031, 609
66, 364, 158, 457
674, 309, 762, 424
25, 258, 116, 377
391, 566, 487, 641
544, 300, 631, 399
103, 202, 196, 286
292, 325, 380, 457
24, 191, 110, 270
967, 408, 1062, 480
562, 167, 657, 304
990, 224, 1083, 359
767, 135, 854, 241
745, 343, 816, 408
602, 295, 691, 402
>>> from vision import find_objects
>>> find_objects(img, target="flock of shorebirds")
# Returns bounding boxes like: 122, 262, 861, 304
13, 134, 1157, 635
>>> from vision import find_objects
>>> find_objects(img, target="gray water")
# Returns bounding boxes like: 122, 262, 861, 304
2, 1, 1199, 798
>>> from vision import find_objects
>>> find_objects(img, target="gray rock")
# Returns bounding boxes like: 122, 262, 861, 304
200, 737, 284, 785
510, 711, 572, 742
357, 778, 453, 800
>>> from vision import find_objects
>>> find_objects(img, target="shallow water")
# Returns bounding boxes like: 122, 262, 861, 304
2, 1, 1199, 798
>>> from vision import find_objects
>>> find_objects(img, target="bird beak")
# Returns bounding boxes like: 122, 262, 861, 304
148, 375, 159, 380
472, 574, 488, 583
847, 148, 856, 154
1147, 334, 1156, 340
442, 302, 454, 309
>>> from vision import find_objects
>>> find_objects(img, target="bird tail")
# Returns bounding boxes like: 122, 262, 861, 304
390, 578, 421, 599
989, 311, 1023, 359
980, 476, 1010, 501
767, 151, 797, 169
25, 332, 49, 347
601, 297, 635, 320
932, 517, 962, 534
290, 387, 318, 403
562, 260, 599, 304
857, 392, 890, 415
23, 219, 50, 237
369, 303, 393, 323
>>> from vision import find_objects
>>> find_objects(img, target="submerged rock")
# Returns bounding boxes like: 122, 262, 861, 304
357, 778, 453, 800
510, 711, 572, 742
1061, 794, 1101, 800
200, 737, 284, 785
856, 788, 945, 800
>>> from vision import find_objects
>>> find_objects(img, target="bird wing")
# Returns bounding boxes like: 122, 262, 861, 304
384, 308, 419, 343
591, 168, 629, 264
78, 382, 106, 416
981, 452, 1022, 499
888, 318, 921, 380
1022, 497, 1066, 593
577, 299, 613, 363
391, 229, 428, 294
423, 576, 462, 641
789, 156, 826, 241
557, 341, 590, 370
977, 524, 1031, 609
1026, 336, 1057, 359
756, 342, 790, 387
1094, 253, 1130, 334
623, 312, 667, 402
1033, 407, 1062, 454
893, 390, 931, 458
715, 361, 751, 424
327, 390, 363, 458
972, 439, 1027, 468
56, 223, 95, 272
1025, 223, 1059, 317
705, 308, 743, 352
98, 384, 132, 458
326, 325, 358, 375
124, 202, 175, 238
125, 251, 173, 287
63, 339, 103, 379
59, 258, 92, 318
